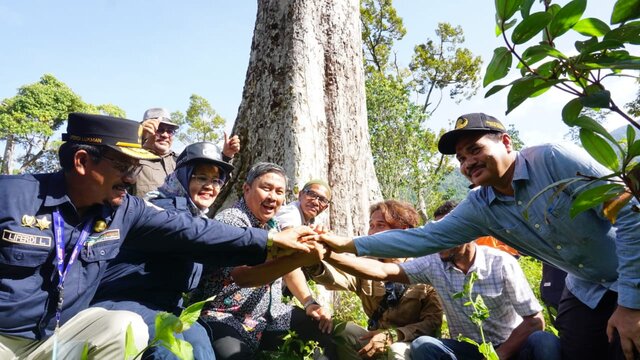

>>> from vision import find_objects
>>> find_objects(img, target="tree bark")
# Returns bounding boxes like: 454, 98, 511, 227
213, 0, 381, 236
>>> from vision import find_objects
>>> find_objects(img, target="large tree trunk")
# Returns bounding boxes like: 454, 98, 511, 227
214, 0, 381, 236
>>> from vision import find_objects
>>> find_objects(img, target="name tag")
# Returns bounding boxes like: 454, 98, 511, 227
87, 229, 121, 244
2, 229, 52, 248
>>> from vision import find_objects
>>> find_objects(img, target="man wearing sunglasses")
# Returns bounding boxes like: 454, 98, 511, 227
0, 113, 313, 359
134, 107, 241, 197
276, 179, 332, 229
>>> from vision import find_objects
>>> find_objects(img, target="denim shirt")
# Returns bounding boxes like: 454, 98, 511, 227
355, 143, 640, 309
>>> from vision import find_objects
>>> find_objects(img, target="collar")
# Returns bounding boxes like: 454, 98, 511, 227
234, 198, 279, 230
442, 245, 484, 274
485, 151, 527, 204
43, 171, 73, 208
42, 171, 115, 222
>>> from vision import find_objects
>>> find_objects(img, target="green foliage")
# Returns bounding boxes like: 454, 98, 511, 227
258, 331, 321, 360
452, 272, 499, 360
173, 94, 226, 145
361, 1, 483, 218
128, 296, 214, 360
409, 22, 483, 114
507, 124, 526, 150
486, 0, 640, 220
360, 0, 406, 74
331, 288, 368, 328
0, 74, 125, 174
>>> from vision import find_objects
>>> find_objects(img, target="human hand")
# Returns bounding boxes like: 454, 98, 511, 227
607, 305, 640, 359
222, 132, 240, 158
357, 330, 389, 359
141, 119, 159, 139
300, 241, 328, 266
309, 223, 329, 235
272, 226, 314, 253
306, 304, 333, 334
307, 233, 356, 254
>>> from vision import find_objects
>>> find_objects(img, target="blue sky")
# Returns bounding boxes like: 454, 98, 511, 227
0, 0, 635, 150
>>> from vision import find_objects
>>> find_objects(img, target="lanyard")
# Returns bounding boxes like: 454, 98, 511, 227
52, 208, 93, 329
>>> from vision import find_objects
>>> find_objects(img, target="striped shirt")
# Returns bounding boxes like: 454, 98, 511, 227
400, 245, 541, 345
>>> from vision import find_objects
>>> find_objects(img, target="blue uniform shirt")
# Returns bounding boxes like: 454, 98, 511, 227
355, 143, 640, 310
0, 172, 267, 340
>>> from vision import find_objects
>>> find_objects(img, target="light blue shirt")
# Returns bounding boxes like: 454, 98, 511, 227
355, 143, 640, 309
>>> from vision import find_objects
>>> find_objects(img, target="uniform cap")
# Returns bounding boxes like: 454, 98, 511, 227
176, 142, 234, 175
437, 113, 506, 154
62, 113, 159, 160
142, 107, 178, 128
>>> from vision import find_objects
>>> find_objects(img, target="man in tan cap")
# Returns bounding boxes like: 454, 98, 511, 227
134, 107, 241, 197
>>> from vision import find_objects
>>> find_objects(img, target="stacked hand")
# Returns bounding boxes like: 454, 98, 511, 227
272, 226, 315, 253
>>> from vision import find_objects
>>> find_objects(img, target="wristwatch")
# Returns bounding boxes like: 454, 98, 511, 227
266, 229, 279, 259
303, 298, 320, 310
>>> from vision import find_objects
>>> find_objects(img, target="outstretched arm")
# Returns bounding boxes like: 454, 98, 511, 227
231, 242, 325, 287
325, 252, 410, 284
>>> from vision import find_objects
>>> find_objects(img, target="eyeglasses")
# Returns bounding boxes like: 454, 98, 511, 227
102, 154, 143, 177
191, 174, 225, 188
156, 126, 176, 136
303, 189, 330, 207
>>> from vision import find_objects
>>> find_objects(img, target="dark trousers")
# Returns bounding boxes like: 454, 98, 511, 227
209, 307, 337, 360
555, 287, 639, 360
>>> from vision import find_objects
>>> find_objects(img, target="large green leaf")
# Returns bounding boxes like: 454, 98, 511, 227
512, 12, 553, 44
521, 44, 567, 61
604, 21, 640, 44
611, 0, 640, 25
506, 77, 559, 113
485, 84, 509, 97
579, 129, 620, 171
627, 139, 640, 158
124, 323, 139, 359
580, 89, 612, 108
572, 18, 611, 37
496, 0, 523, 22
484, 47, 512, 87
534, 59, 561, 78
549, 0, 587, 39
570, 183, 626, 218
573, 115, 618, 144
562, 98, 583, 125
627, 125, 637, 149
521, 0, 535, 17
577, 39, 625, 55
178, 296, 215, 332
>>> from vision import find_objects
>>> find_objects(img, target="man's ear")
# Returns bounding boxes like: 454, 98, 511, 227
501, 133, 513, 152
73, 150, 91, 176
242, 182, 250, 196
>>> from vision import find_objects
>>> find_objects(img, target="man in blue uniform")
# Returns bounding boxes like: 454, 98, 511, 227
317, 113, 640, 360
0, 113, 312, 359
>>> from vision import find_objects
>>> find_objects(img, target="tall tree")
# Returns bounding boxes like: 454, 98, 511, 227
214, 0, 380, 236
0, 74, 124, 174
172, 94, 227, 144
360, 0, 406, 74
409, 22, 483, 115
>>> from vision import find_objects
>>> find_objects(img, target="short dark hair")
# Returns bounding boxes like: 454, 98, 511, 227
245, 162, 288, 187
369, 200, 420, 229
433, 200, 458, 219
58, 143, 103, 171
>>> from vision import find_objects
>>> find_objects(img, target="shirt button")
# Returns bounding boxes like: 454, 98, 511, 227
517, 201, 523, 205
534, 224, 540, 229
578, 264, 584, 268
14, 252, 24, 260
601, 279, 607, 283
506, 229, 511, 234
99, 249, 106, 256
556, 245, 562, 250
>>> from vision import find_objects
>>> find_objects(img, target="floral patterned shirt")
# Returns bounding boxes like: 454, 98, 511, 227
198, 199, 292, 350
